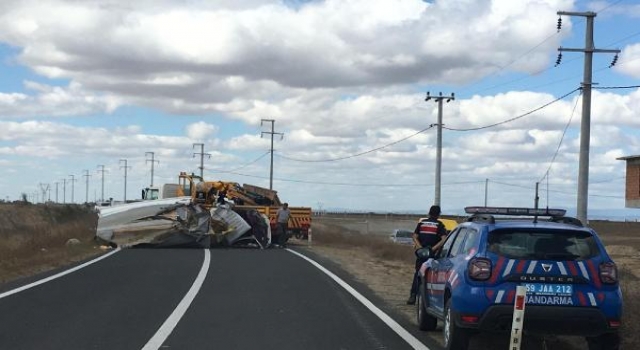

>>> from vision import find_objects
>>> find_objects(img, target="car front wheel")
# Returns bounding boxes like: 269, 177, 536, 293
444, 299, 471, 350
417, 289, 437, 331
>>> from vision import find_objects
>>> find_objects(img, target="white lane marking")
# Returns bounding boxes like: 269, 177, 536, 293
0, 247, 121, 300
142, 249, 211, 350
287, 249, 431, 350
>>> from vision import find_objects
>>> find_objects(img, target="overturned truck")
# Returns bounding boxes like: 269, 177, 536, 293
96, 172, 311, 248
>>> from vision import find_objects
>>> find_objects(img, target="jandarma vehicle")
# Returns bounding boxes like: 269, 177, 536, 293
415, 206, 622, 350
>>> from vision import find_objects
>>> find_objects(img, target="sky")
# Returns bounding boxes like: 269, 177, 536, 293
1, 0, 640, 218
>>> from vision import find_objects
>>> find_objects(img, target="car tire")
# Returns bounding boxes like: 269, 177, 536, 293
417, 290, 437, 331
586, 332, 620, 350
444, 299, 471, 350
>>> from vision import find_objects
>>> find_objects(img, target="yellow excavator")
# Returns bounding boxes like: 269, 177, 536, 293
176, 172, 312, 239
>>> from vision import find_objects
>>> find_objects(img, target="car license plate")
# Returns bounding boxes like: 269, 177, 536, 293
524, 283, 572, 296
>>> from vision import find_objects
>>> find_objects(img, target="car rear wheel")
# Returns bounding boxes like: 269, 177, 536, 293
444, 299, 471, 350
416, 290, 437, 331
586, 332, 620, 350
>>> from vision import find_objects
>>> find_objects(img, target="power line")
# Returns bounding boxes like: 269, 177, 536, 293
213, 169, 485, 187
593, 85, 640, 90
443, 87, 581, 131
209, 151, 271, 174
277, 125, 435, 163
594, 0, 625, 14
539, 92, 582, 183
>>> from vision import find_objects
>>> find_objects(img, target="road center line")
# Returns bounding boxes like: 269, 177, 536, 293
0, 247, 121, 300
287, 249, 431, 350
141, 249, 211, 350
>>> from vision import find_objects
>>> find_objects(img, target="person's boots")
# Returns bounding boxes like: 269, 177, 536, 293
406, 294, 416, 305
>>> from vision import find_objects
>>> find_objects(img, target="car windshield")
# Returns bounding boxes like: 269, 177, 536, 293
486, 228, 599, 261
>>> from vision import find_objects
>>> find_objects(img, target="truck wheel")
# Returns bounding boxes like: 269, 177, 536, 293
444, 299, 471, 350
417, 291, 437, 331
294, 230, 303, 239
587, 332, 620, 350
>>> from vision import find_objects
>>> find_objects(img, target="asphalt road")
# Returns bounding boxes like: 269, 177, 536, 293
0, 248, 441, 350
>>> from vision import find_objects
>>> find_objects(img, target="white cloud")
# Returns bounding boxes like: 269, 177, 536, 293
185, 121, 218, 140
617, 43, 640, 79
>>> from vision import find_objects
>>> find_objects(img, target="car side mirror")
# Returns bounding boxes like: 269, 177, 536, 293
415, 247, 432, 260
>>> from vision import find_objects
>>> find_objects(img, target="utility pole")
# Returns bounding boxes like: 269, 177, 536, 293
54, 182, 59, 203
62, 178, 67, 203
192, 143, 211, 179
83, 170, 90, 203
145, 152, 159, 187
425, 92, 455, 207
261, 119, 284, 190
69, 174, 77, 203
557, 11, 619, 224
484, 178, 489, 207
97, 165, 107, 203
120, 159, 131, 202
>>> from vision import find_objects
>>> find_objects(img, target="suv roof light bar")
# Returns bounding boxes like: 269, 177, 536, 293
464, 206, 566, 217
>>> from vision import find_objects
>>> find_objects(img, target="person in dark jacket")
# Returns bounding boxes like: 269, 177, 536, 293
407, 205, 447, 305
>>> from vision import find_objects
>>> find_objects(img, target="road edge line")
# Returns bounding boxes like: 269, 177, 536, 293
141, 249, 211, 350
287, 249, 431, 350
0, 247, 122, 300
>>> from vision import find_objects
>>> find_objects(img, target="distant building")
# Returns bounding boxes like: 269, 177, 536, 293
617, 155, 640, 208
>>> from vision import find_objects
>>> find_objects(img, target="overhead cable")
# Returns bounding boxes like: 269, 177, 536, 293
539, 91, 582, 183
443, 87, 581, 131
276, 125, 435, 163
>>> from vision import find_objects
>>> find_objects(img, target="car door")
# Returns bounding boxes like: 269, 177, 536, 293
426, 227, 463, 314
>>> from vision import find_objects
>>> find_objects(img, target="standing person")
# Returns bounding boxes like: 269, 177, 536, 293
275, 203, 291, 247
407, 205, 448, 305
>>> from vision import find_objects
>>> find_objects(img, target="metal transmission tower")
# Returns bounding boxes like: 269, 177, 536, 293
426, 92, 455, 207
97, 165, 107, 202
557, 11, 620, 224
83, 170, 90, 203
38, 183, 50, 203
69, 174, 77, 203
120, 159, 131, 202
260, 119, 284, 190
145, 152, 159, 187
192, 143, 211, 179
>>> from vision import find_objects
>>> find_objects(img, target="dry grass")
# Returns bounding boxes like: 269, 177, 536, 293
0, 203, 100, 284
312, 220, 414, 264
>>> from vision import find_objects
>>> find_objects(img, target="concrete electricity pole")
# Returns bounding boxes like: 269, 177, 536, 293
192, 143, 211, 179
426, 92, 455, 207
69, 174, 77, 203
120, 159, 131, 202
557, 11, 619, 224
54, 181, 59, 203
261, 119, 284, 190
97, 165, 107, 203
145, 152, 159, 187
62, 178, 67, 203
83, 170, 90, 203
